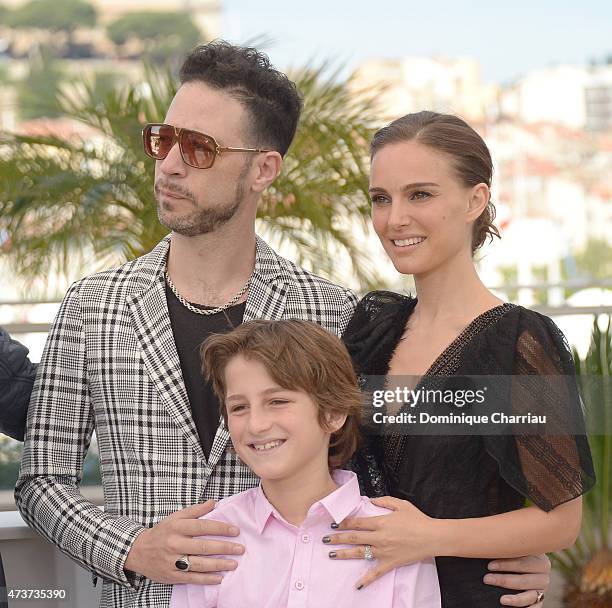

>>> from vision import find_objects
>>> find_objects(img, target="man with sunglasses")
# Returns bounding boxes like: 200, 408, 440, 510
16, 41, 552, 608
16, 41, 355, 608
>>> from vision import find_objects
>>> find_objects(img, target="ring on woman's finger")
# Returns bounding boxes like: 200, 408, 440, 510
535, 590, 545, 604
175, 555, 191, 571
363, 545, 375, 561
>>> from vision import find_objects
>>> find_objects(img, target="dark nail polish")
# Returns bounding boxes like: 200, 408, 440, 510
357, 584, 363, 591
330, 522, 339, 529
329, 551, 337, 558
322, 535, 331, 544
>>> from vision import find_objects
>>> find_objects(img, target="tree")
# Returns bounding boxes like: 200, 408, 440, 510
574, 238, 612, 281
7, 0, 97, 58
7, 0, 96, 33
0, 4, 9, 25
107, 12, 202, 63
0, 62, 11, 85
90, 71, 120, 102
0, 63, 382, 291
15, 46, 65, 119
553, 316, 611, 608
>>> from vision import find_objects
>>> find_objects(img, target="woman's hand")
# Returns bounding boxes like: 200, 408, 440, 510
325, 494, 552, 603
323, 495, 441, 589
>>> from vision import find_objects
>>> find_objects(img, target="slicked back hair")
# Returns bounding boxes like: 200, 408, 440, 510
371, 111, 500, 253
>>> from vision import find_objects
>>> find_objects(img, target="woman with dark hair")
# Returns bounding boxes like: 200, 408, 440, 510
0, 326, 37, 608
326, 112, 595, 607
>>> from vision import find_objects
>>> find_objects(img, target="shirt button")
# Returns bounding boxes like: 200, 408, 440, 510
301, 534, 310, 543
295, 581, 304, 590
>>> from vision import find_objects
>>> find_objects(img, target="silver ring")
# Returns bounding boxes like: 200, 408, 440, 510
175, 555, 191, 572
535, 591, 545, 604
363, 544, 375, 561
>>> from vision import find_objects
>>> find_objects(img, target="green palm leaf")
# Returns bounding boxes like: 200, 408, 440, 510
0, 61, 383, 291
551, 316, 612, 598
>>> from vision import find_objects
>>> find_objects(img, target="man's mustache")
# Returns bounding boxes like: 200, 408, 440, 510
154, 180, 196, 202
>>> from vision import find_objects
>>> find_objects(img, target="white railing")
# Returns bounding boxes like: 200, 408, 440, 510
1, 507, 102, 607
2, 279, 612, 334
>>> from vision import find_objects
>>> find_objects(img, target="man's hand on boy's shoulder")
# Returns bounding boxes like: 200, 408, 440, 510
124, 501, 245, 584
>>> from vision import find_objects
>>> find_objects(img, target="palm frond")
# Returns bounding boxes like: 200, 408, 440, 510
1, 61, 384, 291
551, 315, 612, 592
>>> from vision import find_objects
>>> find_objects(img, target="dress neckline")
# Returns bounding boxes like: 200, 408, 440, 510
387, 301, 517, 379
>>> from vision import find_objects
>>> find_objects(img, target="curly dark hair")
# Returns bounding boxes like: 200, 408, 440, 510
179, 40, 303, 156
371, 111, 501, 253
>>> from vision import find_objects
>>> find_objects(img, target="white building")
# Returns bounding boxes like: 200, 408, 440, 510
501, 64, 612, 131
352, 56, 498, 122
501, 65, 589, 129
585, 69, 612, 132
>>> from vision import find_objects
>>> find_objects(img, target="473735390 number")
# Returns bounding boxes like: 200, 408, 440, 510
7, 588, 68, 600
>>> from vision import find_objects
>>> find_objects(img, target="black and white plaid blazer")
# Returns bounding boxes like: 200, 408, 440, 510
16, 235, 358, 608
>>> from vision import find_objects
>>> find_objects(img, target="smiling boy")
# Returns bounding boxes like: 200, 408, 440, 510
169, 319, 441, 607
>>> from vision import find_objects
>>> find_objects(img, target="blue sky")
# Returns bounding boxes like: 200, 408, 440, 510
221, 0, 612, 84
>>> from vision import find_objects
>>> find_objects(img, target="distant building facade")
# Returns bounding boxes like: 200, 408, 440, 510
351, 56, 499, 122
500, 64, 612, 132
585, 73, 612, 132
2, 0, 222, 39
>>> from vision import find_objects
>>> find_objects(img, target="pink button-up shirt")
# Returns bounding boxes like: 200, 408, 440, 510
170, 470, 440, 608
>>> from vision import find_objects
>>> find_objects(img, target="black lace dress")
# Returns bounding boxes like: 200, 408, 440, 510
343, 291, 595, 607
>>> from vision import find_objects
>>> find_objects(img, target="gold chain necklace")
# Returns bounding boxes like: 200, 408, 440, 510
165, 270, 252, 316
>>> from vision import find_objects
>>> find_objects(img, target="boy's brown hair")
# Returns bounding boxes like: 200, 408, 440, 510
201, 319, 362, 470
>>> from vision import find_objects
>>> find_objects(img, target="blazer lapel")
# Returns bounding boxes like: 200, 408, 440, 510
206, 236, 289, 473
126, 238, 207, 465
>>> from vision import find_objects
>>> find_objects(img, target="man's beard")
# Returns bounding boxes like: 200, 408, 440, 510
155, 163, 249, 237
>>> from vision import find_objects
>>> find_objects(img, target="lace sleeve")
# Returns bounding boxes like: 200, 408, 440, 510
483, 310, 596, 511
342, 291, 413, 497
342, 290, 414, 375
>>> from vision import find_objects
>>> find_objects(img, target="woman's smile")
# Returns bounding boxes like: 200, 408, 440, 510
391, 236, 427, 249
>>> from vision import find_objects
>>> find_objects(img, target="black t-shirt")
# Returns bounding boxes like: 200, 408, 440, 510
166, 284, 246, 460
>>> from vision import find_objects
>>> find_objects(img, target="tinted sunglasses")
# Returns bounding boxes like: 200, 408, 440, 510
142, 123, 271, 169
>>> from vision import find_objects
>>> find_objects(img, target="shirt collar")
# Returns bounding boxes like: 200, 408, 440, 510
253, 470, 362, 534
